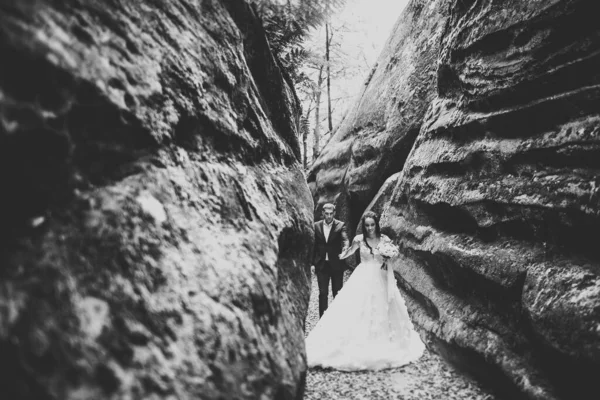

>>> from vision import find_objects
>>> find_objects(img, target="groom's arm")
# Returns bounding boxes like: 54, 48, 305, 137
312, 222, 318, 265
340, 222, 349, 252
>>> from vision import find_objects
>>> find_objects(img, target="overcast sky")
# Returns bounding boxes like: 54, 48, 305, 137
337, 0, 409, 65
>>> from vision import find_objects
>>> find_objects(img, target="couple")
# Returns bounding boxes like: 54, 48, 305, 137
307, 203, 424, 371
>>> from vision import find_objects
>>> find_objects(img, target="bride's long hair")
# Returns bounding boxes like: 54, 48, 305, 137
361, 211, 381, 254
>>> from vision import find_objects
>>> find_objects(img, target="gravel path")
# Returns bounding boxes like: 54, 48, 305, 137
304, 270, 499, 400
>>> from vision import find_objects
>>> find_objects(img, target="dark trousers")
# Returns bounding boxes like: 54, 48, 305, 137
316, 261, 344, 317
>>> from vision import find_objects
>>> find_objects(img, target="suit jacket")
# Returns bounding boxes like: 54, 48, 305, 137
313, 219, 349, 271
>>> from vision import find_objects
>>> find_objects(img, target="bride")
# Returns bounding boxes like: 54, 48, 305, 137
305, 211, 425, 371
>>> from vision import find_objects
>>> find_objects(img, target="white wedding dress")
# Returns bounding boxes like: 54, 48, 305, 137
305, 234, 425, 371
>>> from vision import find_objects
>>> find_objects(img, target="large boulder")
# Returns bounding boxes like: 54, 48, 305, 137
0, 1, 313, 399
312, 0, 600, 399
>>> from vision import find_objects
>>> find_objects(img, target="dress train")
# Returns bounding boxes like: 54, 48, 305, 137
306, 236, 425, 371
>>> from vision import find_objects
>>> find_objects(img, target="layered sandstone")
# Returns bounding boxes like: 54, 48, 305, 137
0, 1, 313, 399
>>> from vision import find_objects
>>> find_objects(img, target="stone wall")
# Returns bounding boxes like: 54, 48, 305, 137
0, 1, 313, 399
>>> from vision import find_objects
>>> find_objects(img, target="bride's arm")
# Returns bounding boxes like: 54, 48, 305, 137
339, 236, 360, 259
379, 234, 393, 270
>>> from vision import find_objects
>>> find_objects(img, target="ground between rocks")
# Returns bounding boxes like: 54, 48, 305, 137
304, 270, 499, 400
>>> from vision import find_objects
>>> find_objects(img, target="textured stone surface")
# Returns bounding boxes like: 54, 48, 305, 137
311, 0, 600, 399
0, 1, 313, 399
307, 0, 448, 232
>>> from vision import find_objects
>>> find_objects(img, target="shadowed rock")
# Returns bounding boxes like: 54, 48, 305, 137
0, 0, 313, 399
311, 0, 600, 399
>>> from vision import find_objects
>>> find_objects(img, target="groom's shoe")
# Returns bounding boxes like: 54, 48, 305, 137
318, 294, 328, 317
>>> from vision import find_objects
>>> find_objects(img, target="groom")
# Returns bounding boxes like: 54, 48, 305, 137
312, 203, 349, 317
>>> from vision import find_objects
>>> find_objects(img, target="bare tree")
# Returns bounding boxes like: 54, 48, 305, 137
293, 2, 375, 164
325, 23, 333, 134
312, 65, 325, 161
301, 98, 314, 169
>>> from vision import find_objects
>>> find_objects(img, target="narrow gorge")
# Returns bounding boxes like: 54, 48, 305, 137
2, 0, 599, 399
310, 0, 600, 399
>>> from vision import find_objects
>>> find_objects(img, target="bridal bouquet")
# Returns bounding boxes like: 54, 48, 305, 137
377, 240, 400, 303
377, 241, 400, 259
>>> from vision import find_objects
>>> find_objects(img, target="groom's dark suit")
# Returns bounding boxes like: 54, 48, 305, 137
313, 219, 349, 317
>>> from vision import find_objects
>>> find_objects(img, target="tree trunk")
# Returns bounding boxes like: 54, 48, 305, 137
326, 23, 333, 133
313, 65, 324, 161
303, 108, 312, 170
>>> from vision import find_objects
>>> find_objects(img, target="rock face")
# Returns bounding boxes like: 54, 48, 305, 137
308, 0, 448, 232
0, 1, 313, 399
310, 0, 600, 399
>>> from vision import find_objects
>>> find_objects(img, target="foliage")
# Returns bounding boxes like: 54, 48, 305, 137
252, 0, 346, 85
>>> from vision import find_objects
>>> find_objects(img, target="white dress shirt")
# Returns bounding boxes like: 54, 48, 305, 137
323, 221, 333, 260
